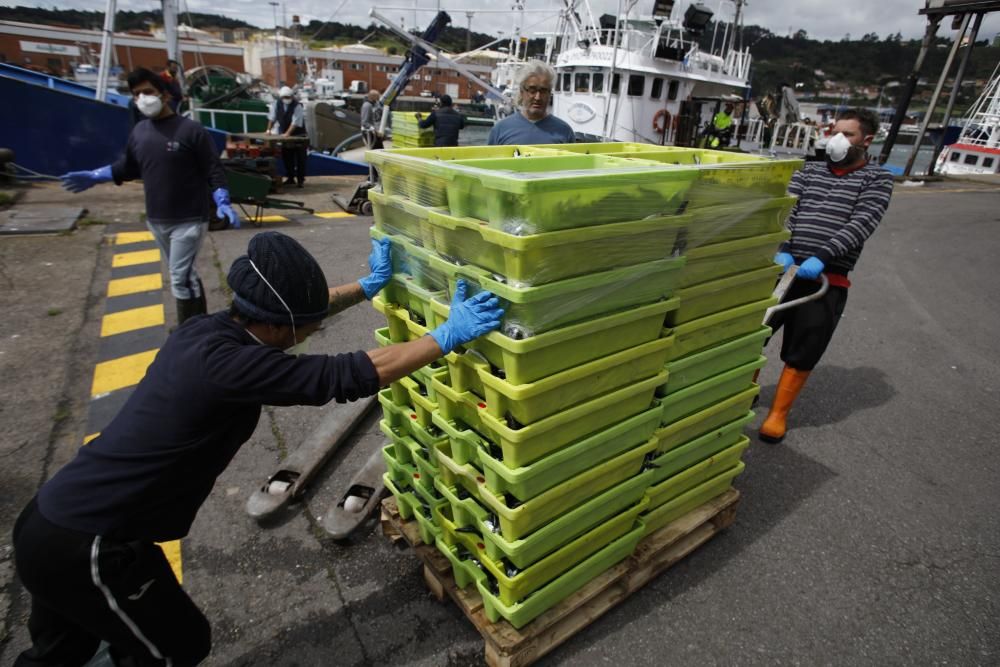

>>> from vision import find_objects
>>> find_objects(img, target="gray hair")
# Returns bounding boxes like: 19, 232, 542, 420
514, 60, 556, 108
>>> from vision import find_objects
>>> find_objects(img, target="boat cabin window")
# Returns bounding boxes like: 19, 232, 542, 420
575, 73, 590, 93
593, 72, 604, 93
627, 74, 645, 96
611, 73, 621, 94
963, 154, 979, 165
650, 77, 664, 100
984, 157, 995, 169
667, 80, 679, 101
949, 152, 961, 162
563, 73, 572, 93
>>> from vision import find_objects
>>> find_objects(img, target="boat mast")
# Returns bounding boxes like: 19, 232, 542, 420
162, 0, 181, 67
95, 0, 116, 101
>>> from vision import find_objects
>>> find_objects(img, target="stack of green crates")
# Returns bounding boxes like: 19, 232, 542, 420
391, 112, 434, 148
369, 143, 801, 629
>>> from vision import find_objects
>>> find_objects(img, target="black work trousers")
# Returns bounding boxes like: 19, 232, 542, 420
12, 498, 210, 666
767, 278, 849, 372
281, 143, 307, 185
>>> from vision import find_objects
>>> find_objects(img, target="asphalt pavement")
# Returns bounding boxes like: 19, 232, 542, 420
0, 176, 997, 666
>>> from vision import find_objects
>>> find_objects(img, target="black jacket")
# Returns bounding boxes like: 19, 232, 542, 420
418, 107, 465, 147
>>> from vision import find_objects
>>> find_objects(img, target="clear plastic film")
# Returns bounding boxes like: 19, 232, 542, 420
388, 111, 434, 148
371, 226, 685, 339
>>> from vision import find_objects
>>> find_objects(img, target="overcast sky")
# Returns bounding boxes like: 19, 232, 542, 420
7, 0, 1000, 44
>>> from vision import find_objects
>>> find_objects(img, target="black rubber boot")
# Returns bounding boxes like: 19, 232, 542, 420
175, 297, 200, 327
193, 278, 207, 317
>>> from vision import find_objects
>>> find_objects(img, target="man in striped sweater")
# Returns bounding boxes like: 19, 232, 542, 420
760, 108, 894, 443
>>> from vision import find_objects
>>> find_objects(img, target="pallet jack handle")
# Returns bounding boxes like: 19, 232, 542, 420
763, 268, 829, 326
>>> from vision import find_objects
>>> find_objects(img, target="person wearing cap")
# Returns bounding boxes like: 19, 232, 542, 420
60, 67, 240, 326
415, 94, 465, 147
267, 86, 308, 188
10, 232, 504, 666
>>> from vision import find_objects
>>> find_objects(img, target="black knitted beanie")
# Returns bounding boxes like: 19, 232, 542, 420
227, 232, 329, 325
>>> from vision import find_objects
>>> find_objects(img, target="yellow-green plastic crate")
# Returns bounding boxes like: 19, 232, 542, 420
664, 297, 777, 360
380, 422, 441, 480
376, 294, 677, 387
648, 413, 753, 486
445, 336, 673, 426
435, 402, 662, 500
645, 439, 748, 510
434, 437, 657, 541
680, 231, 790, 287
476, 526, 645, 628
382, 441, 416, 486
660, 357, 766, 425
374, 227, 686, 337
369, 188, 439, 245
378, 392, 447, 457
425, 207, 688, 286
660, 326, 770, 396
366, 145, 562, 208
639, 462, 745, 536
432, 370, 668, 468
681, 196, 796, 249
384, 474, 419, 520
384, 474, 445, 545
440, 495, 649, 606
434, 468, 652, 569
441, 154, 699, 233
655, 390, 758, 455
668, 264, 782, 326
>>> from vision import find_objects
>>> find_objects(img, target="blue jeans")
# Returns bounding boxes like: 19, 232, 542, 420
146, 220, 207, 300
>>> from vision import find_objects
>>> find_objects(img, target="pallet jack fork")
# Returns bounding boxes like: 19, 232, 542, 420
246, 396, 379, 531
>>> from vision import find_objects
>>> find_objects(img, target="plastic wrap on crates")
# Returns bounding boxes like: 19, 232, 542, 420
373, 227, 685, 338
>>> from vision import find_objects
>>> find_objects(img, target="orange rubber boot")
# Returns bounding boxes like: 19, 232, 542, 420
759, 365, 811, 443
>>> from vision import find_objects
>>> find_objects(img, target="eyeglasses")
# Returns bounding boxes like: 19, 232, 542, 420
521, 86, 552, 97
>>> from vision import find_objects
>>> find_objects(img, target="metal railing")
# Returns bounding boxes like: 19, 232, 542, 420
194, 107, 271, 134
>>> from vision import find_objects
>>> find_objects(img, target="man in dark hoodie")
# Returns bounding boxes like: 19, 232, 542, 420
11, 231, 503, 666
416, 94, 465, 147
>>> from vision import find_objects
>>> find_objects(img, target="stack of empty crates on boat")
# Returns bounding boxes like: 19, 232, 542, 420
390, 112, 435, 148
367, 143, 801, 629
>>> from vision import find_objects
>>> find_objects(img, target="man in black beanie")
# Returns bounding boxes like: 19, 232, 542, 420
10, 232, 503, 666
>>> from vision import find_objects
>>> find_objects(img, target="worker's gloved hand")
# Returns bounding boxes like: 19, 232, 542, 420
358, 238, 393, 299
212, 188, 240, 229
429, 279, 504, 355
60, 165, 113, 193
773, 252, 794, 273
797, 256, 825, 280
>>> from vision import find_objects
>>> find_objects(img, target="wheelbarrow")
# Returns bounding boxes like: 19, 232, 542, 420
212, 167, 315, 229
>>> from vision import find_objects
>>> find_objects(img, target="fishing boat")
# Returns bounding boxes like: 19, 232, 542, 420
937, 62, 1000, 175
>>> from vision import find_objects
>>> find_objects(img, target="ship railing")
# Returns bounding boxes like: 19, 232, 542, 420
191, 107, 271, 134
769, 122, 818, 153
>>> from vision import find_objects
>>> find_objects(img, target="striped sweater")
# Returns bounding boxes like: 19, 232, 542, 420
780, 160, 894, 275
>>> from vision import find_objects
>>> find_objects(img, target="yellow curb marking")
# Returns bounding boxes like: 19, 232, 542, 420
115, 231, 155, 245
107, 273, 163, 298
315, 211, 356, 219
112, 249, 161, 268
91, 349, 158, 397
100, 304, 165, 337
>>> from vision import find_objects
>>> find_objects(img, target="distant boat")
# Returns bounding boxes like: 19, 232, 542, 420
937, 63, 1000, 176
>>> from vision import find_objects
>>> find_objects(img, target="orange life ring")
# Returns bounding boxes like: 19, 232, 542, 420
653, 109, 671, 134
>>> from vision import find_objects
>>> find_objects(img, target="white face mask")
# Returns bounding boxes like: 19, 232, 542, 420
246, 258, 310, 354
825, 132, 852, 163
136, 93, 163, 118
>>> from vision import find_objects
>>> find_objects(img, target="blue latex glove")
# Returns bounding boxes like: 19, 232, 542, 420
797, 256, 825, 280
60, 165, 113, 193
429, 279, 504, 354
212, 188, 240, 229
358, 238, 393, 299
774, 252, 794, 273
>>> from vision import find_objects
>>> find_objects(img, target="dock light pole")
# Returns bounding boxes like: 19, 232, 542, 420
270, 1, 281, 86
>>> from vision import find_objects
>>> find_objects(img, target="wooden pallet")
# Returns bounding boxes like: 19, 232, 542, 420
380, 488, 740, 667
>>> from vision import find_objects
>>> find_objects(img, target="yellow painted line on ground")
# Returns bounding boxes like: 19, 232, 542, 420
115, 231, 155, 245
100, 304, 165, 337
91, 349, 158, 397
112, 249, 161, 268
107, 273, 163, 298
246, 215, 289, 223
83, 432, 100, 445
315, 211, 355, 219
157, 540, 183, 583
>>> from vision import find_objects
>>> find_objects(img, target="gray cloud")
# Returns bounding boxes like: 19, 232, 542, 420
6, 0, 999, 46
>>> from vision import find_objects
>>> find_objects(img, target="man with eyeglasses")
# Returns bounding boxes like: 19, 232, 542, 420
488, 62, 575, 145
